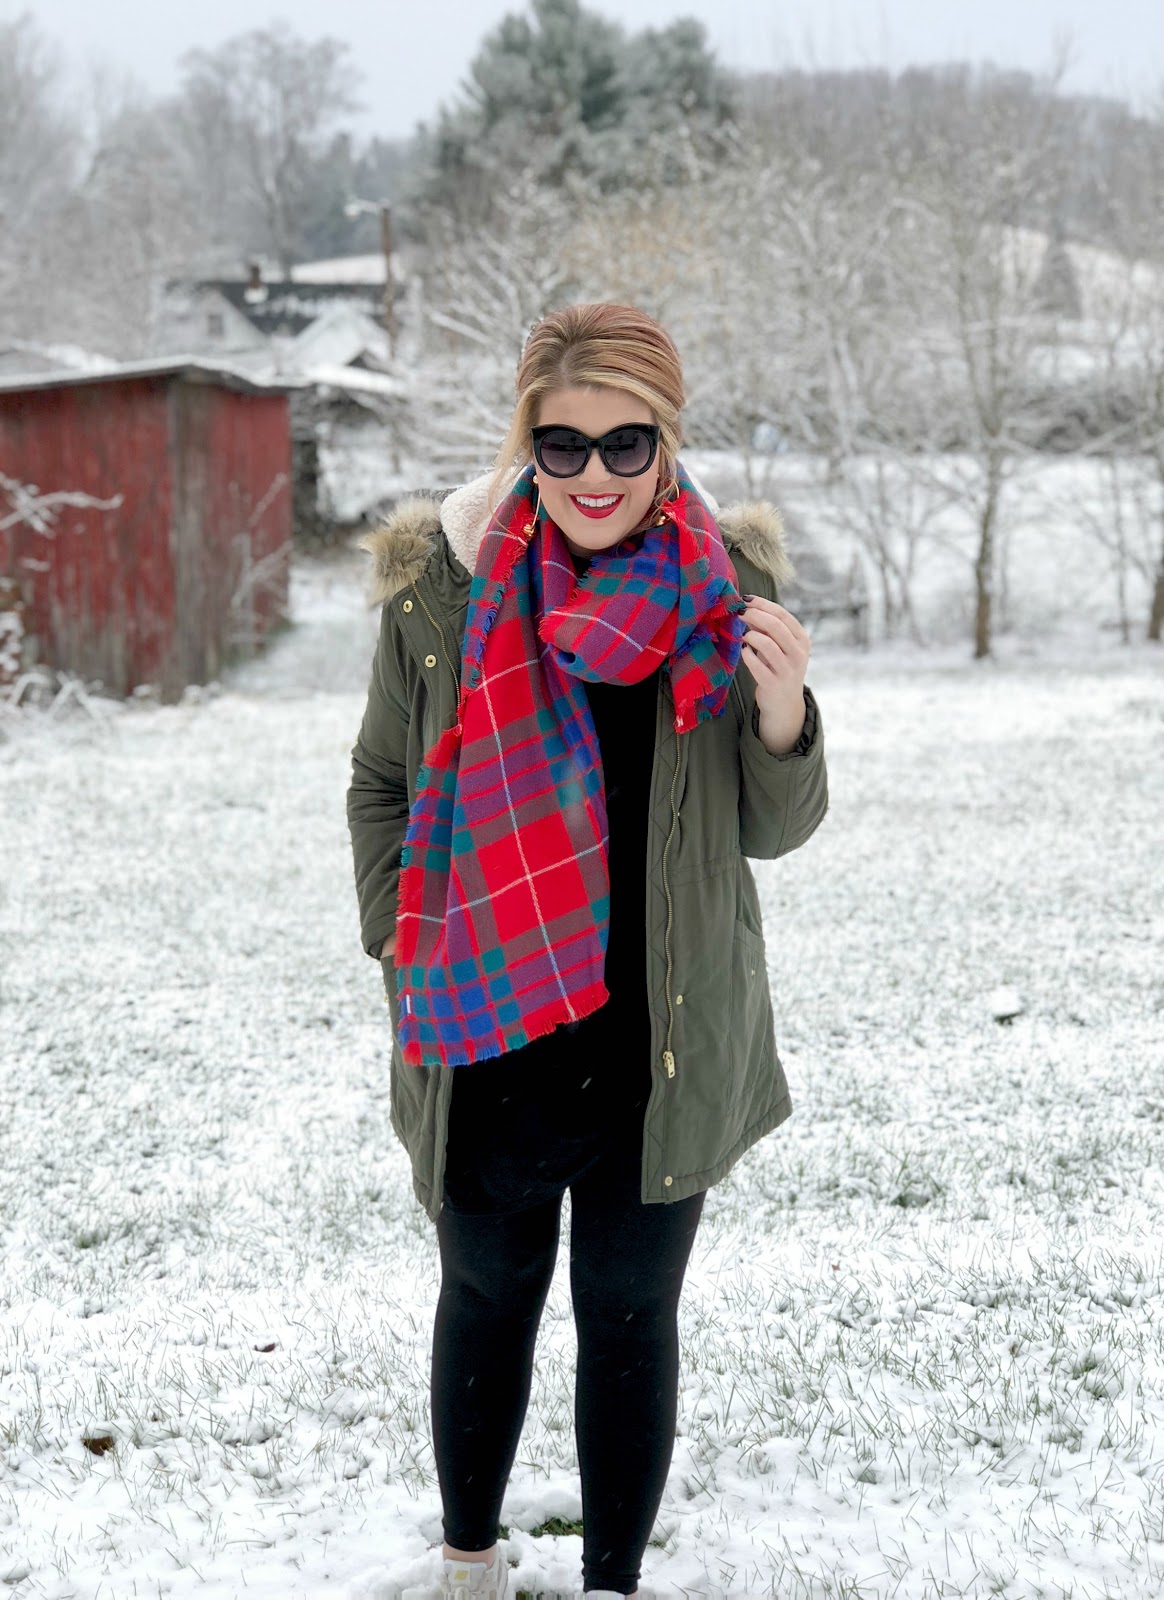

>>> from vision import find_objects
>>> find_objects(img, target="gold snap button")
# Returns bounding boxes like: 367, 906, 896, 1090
675, 994, 684, 1005
402, 599, 413, 613
664, 1175, 673, 1187
424, 654, 437, 668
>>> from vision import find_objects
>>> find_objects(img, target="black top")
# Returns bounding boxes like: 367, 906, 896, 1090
583, 670, 658, 1018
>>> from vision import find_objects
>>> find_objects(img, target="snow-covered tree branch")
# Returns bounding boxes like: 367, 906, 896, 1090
0, 472, 123, 536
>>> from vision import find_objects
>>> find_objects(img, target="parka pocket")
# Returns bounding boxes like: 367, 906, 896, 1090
381, 958, 435, 1175
730, 917, 777, 1089
382, 958, 417, 1152
732, 917, 768, 973
381, 954, 400, 1035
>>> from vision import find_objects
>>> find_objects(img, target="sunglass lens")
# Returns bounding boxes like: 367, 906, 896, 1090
537, 429, 588, 476
603, 428, 654, 475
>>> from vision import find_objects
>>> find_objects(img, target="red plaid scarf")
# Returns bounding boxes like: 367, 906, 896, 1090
393, 460, 746, 1068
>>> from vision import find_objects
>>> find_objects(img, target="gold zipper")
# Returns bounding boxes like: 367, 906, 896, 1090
657, 685, 684, 1193
414, 584, 460, 691
661, 694, 683, 1079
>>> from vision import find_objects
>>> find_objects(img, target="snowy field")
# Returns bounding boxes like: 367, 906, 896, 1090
1, 548, 1162, 1599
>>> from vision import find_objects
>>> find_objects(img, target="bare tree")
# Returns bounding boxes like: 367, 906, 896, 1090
1058, 454, 1161, 643
411, 173, 585, 483
1074, 95, 1164, 642
1122, 117, 1164, 640
661, 133, 956, 637
0, 15, 80, 342
67, 79, 207, 355
0, 27, 209, 356
899, 69, 1074, 657
1038, 225, 1164, 642
1126, 300, 1164, 641
579, 138, 832, 498
754, 162, 951, 638
178, 24, 361, 277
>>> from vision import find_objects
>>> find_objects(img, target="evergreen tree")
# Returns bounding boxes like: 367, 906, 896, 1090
406, 0, 736, 226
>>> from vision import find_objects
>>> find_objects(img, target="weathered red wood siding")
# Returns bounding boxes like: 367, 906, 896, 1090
0, 377, 174, 693
170, 383, 291, 687
0, 369, 291, 699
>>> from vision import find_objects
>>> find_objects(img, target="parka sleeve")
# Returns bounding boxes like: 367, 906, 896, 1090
732, 566, 829, 861
346, 604, 414, 958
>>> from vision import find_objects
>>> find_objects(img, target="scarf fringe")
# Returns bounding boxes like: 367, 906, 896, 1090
406, 985, 613, 1070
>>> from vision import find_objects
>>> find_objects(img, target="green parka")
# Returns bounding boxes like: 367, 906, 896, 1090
346, 472, 829, 1223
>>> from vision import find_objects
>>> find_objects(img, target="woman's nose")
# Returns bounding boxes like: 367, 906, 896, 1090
578, 447, 614, 485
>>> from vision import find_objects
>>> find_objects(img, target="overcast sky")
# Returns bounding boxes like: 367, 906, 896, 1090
11, 0, 1162, 139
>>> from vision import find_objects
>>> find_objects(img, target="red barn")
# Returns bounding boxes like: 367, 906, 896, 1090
0, 359, 294, 701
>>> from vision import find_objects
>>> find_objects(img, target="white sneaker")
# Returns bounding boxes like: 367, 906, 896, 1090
439, 1544, 509, 1599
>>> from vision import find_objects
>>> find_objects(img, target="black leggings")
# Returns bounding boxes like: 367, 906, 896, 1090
430, 1021, 705, 1595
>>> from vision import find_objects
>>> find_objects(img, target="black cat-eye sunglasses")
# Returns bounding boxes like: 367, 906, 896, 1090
530, 423, 661, 479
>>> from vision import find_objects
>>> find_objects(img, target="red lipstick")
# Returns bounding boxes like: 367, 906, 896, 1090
570, 494, 624, 520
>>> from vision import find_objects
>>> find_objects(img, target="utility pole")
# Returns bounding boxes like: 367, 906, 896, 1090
379, 203, 397, 360
344, 195, 398, 361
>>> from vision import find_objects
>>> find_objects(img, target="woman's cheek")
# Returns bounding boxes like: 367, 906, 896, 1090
630, 477, 658, 527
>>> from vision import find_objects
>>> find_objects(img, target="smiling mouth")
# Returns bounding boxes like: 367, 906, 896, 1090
570, 494, 624, 520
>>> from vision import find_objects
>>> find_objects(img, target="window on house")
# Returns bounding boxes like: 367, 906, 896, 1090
207, 312, 225, 338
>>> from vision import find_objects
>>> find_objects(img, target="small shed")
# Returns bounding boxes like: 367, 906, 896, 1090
0, 359, 294, 700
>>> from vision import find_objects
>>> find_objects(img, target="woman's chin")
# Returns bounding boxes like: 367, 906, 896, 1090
562, 512, 638, 554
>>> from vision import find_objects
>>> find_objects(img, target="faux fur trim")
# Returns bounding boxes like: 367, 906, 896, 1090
361, 471, 793, 605
360, 497, 443, 605
718, 502, 795, 591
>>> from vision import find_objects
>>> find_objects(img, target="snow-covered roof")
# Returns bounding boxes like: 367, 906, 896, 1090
283, 304, 392, 372
0, 356, 305, 397
303, 363, 406, 398
290, 254, 390, 285
182, 280, 386, 339
0, 341, 119, 379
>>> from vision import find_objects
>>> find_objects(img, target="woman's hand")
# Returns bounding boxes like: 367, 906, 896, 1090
379, 935, 396, 960
739, 594, 811, 755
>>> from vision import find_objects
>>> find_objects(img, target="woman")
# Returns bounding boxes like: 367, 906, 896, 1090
346, 303, 828, 1598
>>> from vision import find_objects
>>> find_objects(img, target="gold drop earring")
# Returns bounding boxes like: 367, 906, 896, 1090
653, 474, 677, 525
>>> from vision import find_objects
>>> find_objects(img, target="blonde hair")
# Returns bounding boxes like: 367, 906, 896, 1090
487, 302, 685, 519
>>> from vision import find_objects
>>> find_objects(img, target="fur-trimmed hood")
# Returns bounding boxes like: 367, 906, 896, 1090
360, 469, 794, 607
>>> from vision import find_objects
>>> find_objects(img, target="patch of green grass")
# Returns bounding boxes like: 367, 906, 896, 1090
74, 1224, 111, 1250
528, 1515, 584, 1538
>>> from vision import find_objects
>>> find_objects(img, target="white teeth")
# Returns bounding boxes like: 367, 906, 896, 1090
574, 495, 620, 506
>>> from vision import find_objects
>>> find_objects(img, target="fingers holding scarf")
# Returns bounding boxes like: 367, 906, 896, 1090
740, 595, 811, 756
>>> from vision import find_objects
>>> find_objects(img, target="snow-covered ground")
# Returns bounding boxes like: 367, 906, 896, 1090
1, 549, 1162, 1599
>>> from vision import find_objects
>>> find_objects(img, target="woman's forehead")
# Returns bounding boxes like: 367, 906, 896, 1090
534, 385, 655, 430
